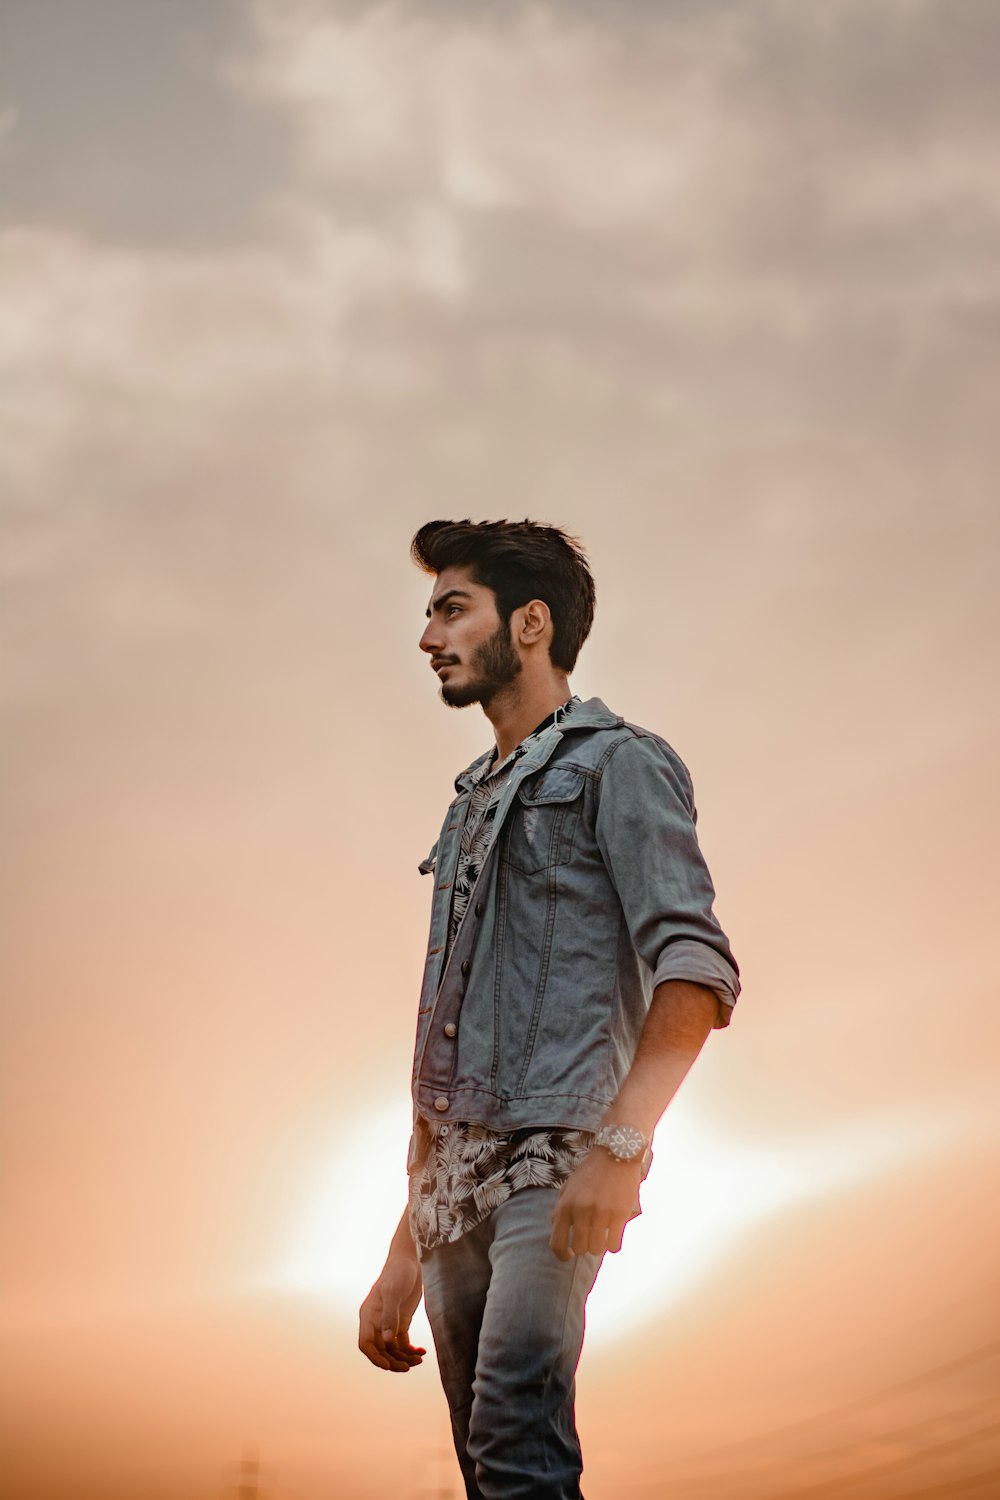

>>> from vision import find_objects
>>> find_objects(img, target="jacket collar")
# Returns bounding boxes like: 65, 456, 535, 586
453, 696, 623, 792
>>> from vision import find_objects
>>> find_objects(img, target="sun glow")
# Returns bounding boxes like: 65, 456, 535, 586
270, 1097, 938, 1346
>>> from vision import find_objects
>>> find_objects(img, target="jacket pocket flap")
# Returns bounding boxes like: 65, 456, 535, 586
517, 768, 585, 806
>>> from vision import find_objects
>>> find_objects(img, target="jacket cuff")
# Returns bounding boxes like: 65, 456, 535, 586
651, 939, 741, 1027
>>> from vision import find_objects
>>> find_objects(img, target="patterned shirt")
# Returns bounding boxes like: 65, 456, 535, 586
408, 699, 595, 1253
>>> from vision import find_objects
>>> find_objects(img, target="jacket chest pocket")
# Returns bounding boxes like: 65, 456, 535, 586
504, 767, 586, 876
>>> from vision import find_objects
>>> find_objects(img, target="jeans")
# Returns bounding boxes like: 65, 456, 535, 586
420, 1187, 604, 1500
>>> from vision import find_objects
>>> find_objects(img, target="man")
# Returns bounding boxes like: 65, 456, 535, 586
358, 520, 740, 1500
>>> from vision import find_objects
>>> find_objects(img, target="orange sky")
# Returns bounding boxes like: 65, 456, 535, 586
2, 3, 999, 1497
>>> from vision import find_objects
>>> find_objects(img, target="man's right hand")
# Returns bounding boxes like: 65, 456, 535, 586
358, 1252, 426, 1373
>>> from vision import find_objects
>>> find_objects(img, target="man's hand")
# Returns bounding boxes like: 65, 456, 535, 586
549, 1150, 643, 1261
358, 1253, 426, 1373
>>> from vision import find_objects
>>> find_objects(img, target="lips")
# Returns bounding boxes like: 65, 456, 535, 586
432, 659, 456, 674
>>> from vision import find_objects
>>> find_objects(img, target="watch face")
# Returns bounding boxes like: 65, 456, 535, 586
599, 1124, 646, 1160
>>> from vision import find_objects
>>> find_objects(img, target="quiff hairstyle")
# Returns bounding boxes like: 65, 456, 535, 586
411, 518, 596, 673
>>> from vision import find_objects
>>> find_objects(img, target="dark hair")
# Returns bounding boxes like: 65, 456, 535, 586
411, 519, 596, 672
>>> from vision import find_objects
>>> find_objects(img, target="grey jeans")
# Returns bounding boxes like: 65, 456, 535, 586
420, 1187, 604, 1500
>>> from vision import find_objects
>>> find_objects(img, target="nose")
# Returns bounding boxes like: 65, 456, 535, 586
419, 618, 442, 655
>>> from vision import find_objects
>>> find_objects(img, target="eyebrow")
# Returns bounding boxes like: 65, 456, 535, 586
426, 588, 473, 618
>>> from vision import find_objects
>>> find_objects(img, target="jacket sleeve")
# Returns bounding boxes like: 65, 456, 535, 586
594, 733, 740, 1026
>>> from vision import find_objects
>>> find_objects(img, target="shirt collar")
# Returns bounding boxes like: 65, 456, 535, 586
454, 696, 621, 792
474, 696, 580, 786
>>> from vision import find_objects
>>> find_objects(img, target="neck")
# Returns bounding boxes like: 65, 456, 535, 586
484, 675, 573, 761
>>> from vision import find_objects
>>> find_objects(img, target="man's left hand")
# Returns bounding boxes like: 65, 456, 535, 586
549, 1150, 643, 1261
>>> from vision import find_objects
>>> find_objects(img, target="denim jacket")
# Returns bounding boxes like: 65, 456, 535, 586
407, 697, 739, 1169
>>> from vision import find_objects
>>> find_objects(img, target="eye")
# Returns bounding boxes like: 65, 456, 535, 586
447, 604, 463, 617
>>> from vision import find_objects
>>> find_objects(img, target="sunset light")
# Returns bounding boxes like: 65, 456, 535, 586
272, 1095, 957, 1350
3, 2, 999, 1497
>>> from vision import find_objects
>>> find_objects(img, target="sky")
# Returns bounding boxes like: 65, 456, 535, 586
1, 1, 999, 1496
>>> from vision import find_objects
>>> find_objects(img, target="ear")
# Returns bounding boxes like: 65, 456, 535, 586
516, 598, 552, 648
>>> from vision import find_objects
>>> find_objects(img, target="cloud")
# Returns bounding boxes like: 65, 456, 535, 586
2, 0, 998, 729
5, 0, 998, 499
0, 0, 287, 247
219, 0, 1000, 460
236, 1, 1000, 270
236, 1, 770, 241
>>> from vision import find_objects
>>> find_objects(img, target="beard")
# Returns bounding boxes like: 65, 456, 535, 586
441, 620, 523, 708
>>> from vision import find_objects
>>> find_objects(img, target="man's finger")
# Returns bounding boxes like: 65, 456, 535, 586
549, 1201, 573, 1261
394, 1320, 427, 1359
569, 1204, 597, 1258
607, 1216, 629, 1255
379, 1285, 404, 1347
361, 1328, 416, 1374
385, 1325, 425, 1367
580, 1210, 610, 1256
380, 1317, 397, 1344
358, 1311, 397, 1372
359, 1333, 393, 1371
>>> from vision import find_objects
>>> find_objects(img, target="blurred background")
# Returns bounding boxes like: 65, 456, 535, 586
1, 2, 998, 1496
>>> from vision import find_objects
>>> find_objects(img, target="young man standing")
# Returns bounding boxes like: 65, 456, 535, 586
358, 520, 740, 1500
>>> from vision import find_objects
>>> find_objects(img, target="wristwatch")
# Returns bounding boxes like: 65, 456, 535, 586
593, 1123, 651, 1169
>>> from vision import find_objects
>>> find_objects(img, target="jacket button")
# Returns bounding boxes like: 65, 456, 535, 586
444, 1022, 457, 1038
460, 960, 470, 976
474, 903, 483, 917
434, 1095, 449, 1112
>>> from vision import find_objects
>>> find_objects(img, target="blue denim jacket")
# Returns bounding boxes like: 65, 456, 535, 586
408, 697, 739, 1168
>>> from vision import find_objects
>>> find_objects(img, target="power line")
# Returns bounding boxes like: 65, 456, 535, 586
693, 1338, 1000, 1458
874, 1463, 1000, 1500
662, 1393, 1000, 1490
746, 1416, 1000, 1500
804, 1393, 1000, 1463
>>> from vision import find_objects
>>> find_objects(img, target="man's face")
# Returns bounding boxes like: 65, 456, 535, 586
419, 565, 522, 708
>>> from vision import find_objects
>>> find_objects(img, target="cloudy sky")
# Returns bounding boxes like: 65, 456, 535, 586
2, 2, 999, 1497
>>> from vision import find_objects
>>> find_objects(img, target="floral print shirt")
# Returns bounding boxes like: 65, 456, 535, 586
409, 698, 595, 1253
